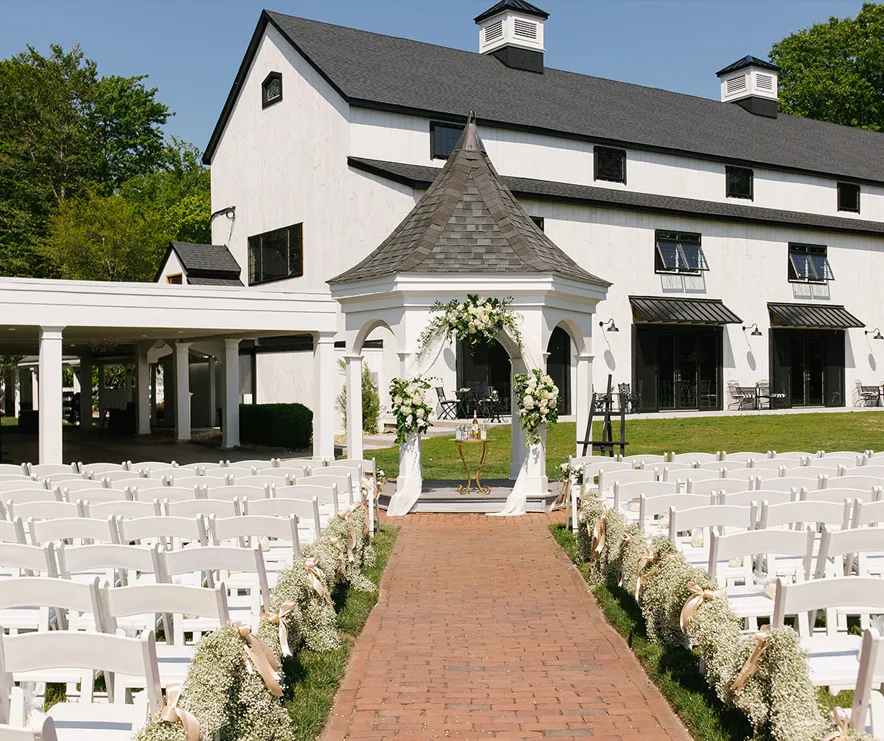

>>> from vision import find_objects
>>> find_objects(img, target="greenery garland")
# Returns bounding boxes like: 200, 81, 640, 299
513, 369, 559, 445
574, 490, 873, 741
417, 294, 522, 356
389, 377, 434, 444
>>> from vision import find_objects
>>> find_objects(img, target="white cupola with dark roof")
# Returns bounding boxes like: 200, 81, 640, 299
475, 0, 549, 74
716, 55, 780, 118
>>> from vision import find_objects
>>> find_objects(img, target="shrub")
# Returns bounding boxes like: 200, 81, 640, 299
335, 359, 382, 433
239, 403, 313, 450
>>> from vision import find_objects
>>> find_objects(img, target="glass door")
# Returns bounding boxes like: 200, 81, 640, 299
789, 334, 826, 406
675, 334, 698, 409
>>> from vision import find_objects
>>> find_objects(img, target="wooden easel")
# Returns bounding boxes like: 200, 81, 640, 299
578, 374, 628, 458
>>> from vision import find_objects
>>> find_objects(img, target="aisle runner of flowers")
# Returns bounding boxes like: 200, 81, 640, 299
575, 490, 871, 741
135, 502, 375, 741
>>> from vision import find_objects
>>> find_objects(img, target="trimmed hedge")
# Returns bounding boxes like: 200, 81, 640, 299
239, 403, 313, 450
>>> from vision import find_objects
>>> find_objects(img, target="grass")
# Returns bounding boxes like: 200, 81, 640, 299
284, 525, 400, 740
549, 522, 753, 741
0, 417, 17, 427
372, 411, 884, 479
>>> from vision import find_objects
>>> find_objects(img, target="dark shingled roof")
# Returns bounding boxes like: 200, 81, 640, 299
155, 242, 243, 285
474, 0, 549, 24
716, 55, 781, 77
348, 157, 884, 238
205, 11, 884, 185
330, 118, 609, 286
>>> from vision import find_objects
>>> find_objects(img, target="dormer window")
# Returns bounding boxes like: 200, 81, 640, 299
261, 72, 282, 109
837, 182, 860, 213
594, 146, 626, 184
726, 166, 753, 200
430, 122, 464, 160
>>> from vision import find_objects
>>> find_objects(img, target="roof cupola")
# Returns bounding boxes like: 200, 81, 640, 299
716, 55, 780, 118
475, 0, 548, 74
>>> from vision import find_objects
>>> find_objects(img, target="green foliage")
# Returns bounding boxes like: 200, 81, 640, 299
771, 3, 884, 131
335, 359, 382, 434
239, 403, 313, 451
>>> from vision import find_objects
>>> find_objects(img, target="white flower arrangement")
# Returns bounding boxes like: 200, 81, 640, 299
390, 376, 434, 444
418, 294, 522, 356
513, 369, 559, 445
558, 461, 584, 484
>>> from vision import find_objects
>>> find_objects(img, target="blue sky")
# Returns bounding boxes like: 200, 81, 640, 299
1, 0, 866, 153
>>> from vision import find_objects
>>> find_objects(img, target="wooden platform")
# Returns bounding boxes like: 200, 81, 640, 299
378, 480, 562, 514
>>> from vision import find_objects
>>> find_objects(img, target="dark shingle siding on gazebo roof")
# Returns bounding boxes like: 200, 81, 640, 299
155, 242, 244, 285
330, 121, 609, 286
715, 55, 781, 76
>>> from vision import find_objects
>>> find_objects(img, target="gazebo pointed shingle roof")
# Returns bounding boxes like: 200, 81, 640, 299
329, 116, 609, 287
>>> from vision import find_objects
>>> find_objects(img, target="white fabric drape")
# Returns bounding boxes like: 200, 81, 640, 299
386, 432, 423, 516
490, 427, 546, 516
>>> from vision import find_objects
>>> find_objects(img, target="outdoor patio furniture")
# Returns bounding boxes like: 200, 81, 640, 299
435, 387, 459, 420
727, 382, 755, 410
697, 380, 717, 409
856, 382, 882, 407
758, 380, 786, 410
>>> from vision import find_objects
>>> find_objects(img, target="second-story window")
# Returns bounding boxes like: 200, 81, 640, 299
262, 72, 282, 109
654, 231, 708, 274
594, 146, 626, 184
788, 243, 833, 283
430, 122, 464, 160
726, 166, 753, 200
837, 182, 860, 213
248, 223, 304, 285
530, 216, 544, 231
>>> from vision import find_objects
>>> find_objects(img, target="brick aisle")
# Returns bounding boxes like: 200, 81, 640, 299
322, 514, 691, 740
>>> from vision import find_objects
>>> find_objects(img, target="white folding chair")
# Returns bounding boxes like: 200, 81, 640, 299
842, 466, 884, 480
283, 483, 339, 517
58, 487, 129, 505
0, 520, 26, 546
209, 514, 300, 583
720, 452, 768, 463
620, 454, 666, 466
205, 485, 269, 502
0, 631, 162, 737
852, 499, 884, 529
223, 459, 273, 469
0, 576, 101, 635
123, 461, 173, 473
761, 499, 852, 533
771, 451, 816, 460
1, 490, 61, 505
0, 482, 44, 493
131, 486, 201, 504
0, 717, 60, 741
6, 501, 79, 522
0, 465, 28, 477
26, 464, 78, 478
668, 452, 719, 465
79, 463, 126, 477
116, 516, 207, 552
82, 500, 161, 520
668, 504, 755, 566
759, 476, 821, 492
747, 459, 798, 471
138, 467, 179, 480
224, 474, 290, 490
687, 479, 752, 496
28, 517, 117, 547
612, 480, 681, 512
165, 499, 239, 519
166, 476, 225, 490
244, 497, 322, 541
0, 543, 56, 579
637, 493, 713, 532
817, 526, 884, 580
0, 476, 35, 486
836, 476, 884, 493
598, 468, 665, 492
675, 470, 722, 489
720, 488, 795, 507
57, 542, 161, 590
724, 468, 781, 483
849, 628, 884, 736
803, 486, 878, 504
697, 461, 748, 472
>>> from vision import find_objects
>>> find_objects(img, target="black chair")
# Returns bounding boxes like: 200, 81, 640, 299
435, 387, 459, 420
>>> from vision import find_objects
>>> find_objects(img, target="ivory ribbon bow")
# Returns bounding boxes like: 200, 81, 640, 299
305, 557, 333, 604
347, 526, 358, 563
732, 629, 769, 694
159, 683, 201, 741
821, 707, 850, 741
329, 537, 346, 573
361, 498, 370, 537
679, 582, 727, 632
635, 547, 657, 600
588, 506, 608, 566
261, 601, 298, 657
235, 623, 283, 697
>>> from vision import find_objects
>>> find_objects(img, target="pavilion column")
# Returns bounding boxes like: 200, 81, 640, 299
313, 332, 336, 460
135, 346, 151, 435
396, 352, 411, 377
78, 354, 93, 429
12, 367, 20, 417
345, 354, 364, 461
509, 358, 527, 479
38, 327, 64, 464
174, 341, 192, 442
207, 355, 217, 428
575, 353, 594, 457
31, 369, 39, 411
222, 339, 240, 449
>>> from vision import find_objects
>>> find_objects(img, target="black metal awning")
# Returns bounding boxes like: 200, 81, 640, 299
768, 302, 865, 329
629, 296, 742, 325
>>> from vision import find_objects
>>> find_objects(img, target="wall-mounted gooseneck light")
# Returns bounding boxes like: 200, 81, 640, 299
742, 323, 762, 337
866, 328, 884, 340
210, 205, 236, 222
599, 319, 618, 333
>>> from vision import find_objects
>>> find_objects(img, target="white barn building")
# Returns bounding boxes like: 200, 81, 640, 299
164, 0, 884, 420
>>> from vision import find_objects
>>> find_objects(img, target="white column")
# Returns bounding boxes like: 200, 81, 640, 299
222, 339, 240, 449
30, 369, 38, 411
78, 354, 92, 428
345, 354, 364, 461
207, 356, 217, 428
575, 353, 594, 457
135, 346, 151, 435
313, 332, 336, 460
396, 351, 411, 378
174, 341, 191, 442
510, 358, 527, 479
38, 327, 64, 464
12, 367, 20, 417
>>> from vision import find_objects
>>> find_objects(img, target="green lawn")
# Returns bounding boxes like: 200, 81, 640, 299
0, 417, 17, 427
371, 411, 884, 479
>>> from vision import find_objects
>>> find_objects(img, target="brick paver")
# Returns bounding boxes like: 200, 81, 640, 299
322, 514, 691, 740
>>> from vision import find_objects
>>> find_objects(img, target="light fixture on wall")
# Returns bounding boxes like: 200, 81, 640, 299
742, 323, 762, 337
210, 205, 236, 222
599, 319, 618, 333
866, 328, 884, 340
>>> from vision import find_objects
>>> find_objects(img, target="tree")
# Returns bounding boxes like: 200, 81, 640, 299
0, 44, 171, 277
770, 3, 884, 131
39, 190, 168, 282
336, 360, 382, 433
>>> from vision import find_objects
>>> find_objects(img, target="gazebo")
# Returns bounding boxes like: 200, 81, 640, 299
329, 115, 611, 515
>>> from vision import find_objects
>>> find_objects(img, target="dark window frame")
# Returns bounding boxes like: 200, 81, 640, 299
261, 71, 283, 109
594, 146, 627, 184
787, 243, 834, 284
430, 121, 464, 160
725, 165, 754, 200
837, 182, 860, 213
248, 223, 304, 286
530, 216, 544, 231
654, 230, 708, 275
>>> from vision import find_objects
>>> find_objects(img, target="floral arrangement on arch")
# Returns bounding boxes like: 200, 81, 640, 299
418, 294, 522, 355
514, 369, 559, 445
390, 377, 434, 444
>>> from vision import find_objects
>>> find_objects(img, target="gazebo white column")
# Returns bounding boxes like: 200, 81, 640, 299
174, 341, 191, 442
135, 346, 151, 435
509, 358, 527, 479
575, 353, 594, 456
38, 326, 64, 464
345, 354, 364, 461
222, 339, 240, 449
313, 332, 336, 460
77, 354, 92, 428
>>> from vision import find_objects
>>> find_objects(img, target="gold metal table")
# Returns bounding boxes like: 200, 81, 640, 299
454, 438, 492, 495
